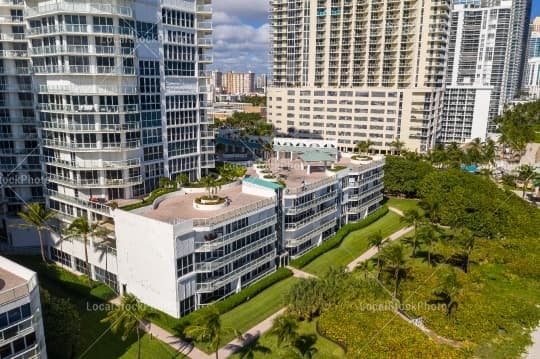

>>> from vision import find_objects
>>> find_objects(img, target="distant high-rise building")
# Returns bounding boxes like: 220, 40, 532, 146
220, 71, 255, 95
440, 0, 511, 143
439, 0, 531, 144
255, 74, 268, 93
268, 0, 452, 153
502, 0, 532, 104
524, 17, 540, 98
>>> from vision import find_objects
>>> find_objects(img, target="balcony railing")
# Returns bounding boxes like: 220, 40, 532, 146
25, 2, 133, 18
28, 24, 135, 37
196, 233, 276, 272
0, 316, 36, 345
30, 45, 134, 56
284, 205, 337, 231
45, 156, 140, 170
285, 219, 336, 248
37, 103, 138, 113
285, 191, 337, 215
284, 175, 337, 195
48, 174, 142, 188
43, 139, 141, 151
0, 275, 36, 306
192, 197, 276, 228
196, 251, 275, 293
37, 84, 137, 95
195, 215, 277, 252
47, 189, 111, 216
32, 65, 135, 76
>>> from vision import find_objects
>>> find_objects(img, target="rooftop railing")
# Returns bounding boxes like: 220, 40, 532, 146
0, 274, 36, 306
192, 197, 276, 228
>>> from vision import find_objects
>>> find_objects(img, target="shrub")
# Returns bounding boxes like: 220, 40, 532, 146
213, 267, 293, 314
263, 175, 276, 179
120, 187, 177, 211
290, 206, 389, 269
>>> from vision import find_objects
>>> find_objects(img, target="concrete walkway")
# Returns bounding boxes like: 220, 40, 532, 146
526, 323, 540, 359
388, 206, 405, 217
347, 225, 414, 271
144, 322, 211, 359
286, 265, 317, 279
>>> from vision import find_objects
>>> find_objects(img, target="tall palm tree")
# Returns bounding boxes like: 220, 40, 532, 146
401, 209, 423, 257
432, 266, 462, 320
64, 216, 110, 280
418, 224, 437, 265
200, 175, 221, 200
368, 230, 385, 279
518, 164, 535, 198
101, 293, 155, 359
390, 139, 405, 155
263, 142, 274, 160
184, 306, 225, 359
445, 142, 465, 168
15, 203, 56, 263
381, 243, 407, 300
355, 140, 373, 155
465, 138, 482, 165
420, 198, 440, 225
481, 138, 496, 169
455, 228, 475, 273
284, 334, 318, 359
269, 314, 299, 348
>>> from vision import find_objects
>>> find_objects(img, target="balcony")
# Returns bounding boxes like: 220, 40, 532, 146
196, 251, 276, 293
37, 103, 138, 114
37, 84, 137, 95
0, 0, 24, 6
0, 15, 23, 24
30, 45, 134, 56
31, 65, 135, 76
45, 157, 141, 170
48, 174, 143, 188
25, 2, 133, 18
284, 205, 337, 231
0, 50, 27, 58
285, 219, 336, 248
197, 4, 212, 16
196, 233, 276, 272
41, 121, 140, 132
42, 139, 141, 152
285, 191, 337, 215
28, 24, 135, 37
198, 54, 213, 63
47, 189, 111, 216
198, 21, 212, 31
0, 33, 25, 42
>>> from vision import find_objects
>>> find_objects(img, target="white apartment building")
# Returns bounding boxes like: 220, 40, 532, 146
524, 17, 540, 98
268, 0, 451, 153
42, 139, 384, 318
0, 256, 47, 359
440, 0, 512, 143
1, 0, 214, 255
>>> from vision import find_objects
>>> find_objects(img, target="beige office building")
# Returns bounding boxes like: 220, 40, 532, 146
267, 0, 451, 153
221, 71, 256, 95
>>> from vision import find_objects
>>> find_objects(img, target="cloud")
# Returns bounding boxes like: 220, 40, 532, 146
211, 2, 270, 74
213, 0, 269, 23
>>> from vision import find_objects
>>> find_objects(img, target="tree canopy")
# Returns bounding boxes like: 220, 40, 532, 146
494, 100, 540, 152
218, 112, 273, 137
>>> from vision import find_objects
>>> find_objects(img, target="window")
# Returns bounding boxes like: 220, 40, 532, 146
180, 296, 195, 316
177, 254, 193, 277
94, 266, 118, 290
50, 247, 71, 267
75, 257, 88, 273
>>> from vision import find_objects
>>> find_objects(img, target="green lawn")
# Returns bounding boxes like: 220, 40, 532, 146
385, 197, 422, 213
7, 256, 184, 359
303, 211, 405, 277
230, 319, 344, 359
196, 277, 300, 352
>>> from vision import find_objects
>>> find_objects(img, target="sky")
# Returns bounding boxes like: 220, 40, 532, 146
212, 0, 270, 75
212, 0, 540, 76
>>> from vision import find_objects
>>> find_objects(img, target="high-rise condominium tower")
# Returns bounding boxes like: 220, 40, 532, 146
1, 0, 213, 245
524, 17, 540, 98
267, 0, 451, 153
0, 0, 42, 220
440, 0, 511, 143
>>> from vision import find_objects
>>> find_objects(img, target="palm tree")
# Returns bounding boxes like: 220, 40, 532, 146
184, 306, 225, 359
390, 139, 405, 155
200, 175, 221, 200
481, 138, 496, 169
15, 203, 56, 263
263, 142, 273, 160
428, 144, 448, 169
418, 224, 437, 265
234, 334, 271, 359
101, 293, 155, 359
401, 209, 422, 257
64, 216, 110, 280
420, 198, 440, 225
445, 142, 465, 168
432, 266, 462, 320
175, 173, 189, 187
159, 176, 172, 189
355, 140, 373, 155
518, 164, 535, 198
284, 334, 318, 359
269, 314, 299, 348
381, 243, 407, 300
465, 138, 482, 165
368, 230, 385, 279
455, 228, 475, 273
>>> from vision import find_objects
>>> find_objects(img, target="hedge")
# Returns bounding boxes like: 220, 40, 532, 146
213, 267, 293, 314
150, 267, 294, 337
120, 187, 177, 211
290, 206, 389, 269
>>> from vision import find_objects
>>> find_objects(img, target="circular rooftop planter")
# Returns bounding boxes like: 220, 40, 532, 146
262, 174, 278, 182
193, 196, 228, 211
351, 155, 373, 164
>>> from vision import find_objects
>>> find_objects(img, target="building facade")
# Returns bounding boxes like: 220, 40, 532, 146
440, 0, 511, 143
524, 17, 540, 98
267, 0, 452, 153
0, 256, 47, 359
220, 71, 255, 95
0, 0, 43, 221
1, 0, 214, 253
45, 141, 384, 318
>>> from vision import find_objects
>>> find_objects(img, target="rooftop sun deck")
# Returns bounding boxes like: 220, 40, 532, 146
0, 267, 25, 292
140, 185, 272, 223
